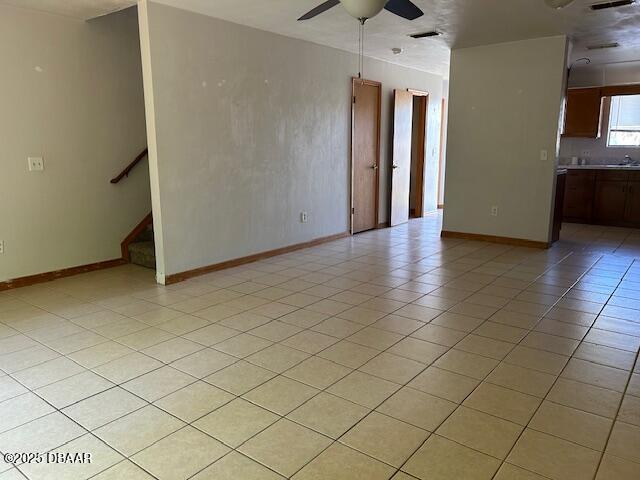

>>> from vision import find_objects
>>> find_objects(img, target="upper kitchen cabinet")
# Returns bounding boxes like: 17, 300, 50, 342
563, 87, 603, 138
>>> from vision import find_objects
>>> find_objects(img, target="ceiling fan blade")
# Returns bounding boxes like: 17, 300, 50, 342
384, 0, 424, 20
298, 0, 341, 20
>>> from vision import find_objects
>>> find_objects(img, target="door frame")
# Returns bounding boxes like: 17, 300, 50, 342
407, 89, 428, 218
437, 97, 446, 209
351, 77, 382, 234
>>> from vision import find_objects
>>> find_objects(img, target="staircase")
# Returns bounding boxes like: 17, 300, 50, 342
128, 224, 156, 269
111, 149, 155, 270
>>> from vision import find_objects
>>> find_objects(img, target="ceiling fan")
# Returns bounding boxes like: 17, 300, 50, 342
298, 0, 424, 22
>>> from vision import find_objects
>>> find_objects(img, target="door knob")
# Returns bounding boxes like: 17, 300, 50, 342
371, 164, 379, 170
392, 165, 399, 169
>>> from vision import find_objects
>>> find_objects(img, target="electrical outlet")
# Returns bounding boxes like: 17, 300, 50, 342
28, 157, 44, 172
0, 241, 4, 254
581, 150, 591, 158
301, 212, 308, 223
491, 206, 499, 217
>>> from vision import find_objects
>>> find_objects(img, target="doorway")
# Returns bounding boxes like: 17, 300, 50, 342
390, 89, 428, 227
351, 78, 381, 234
410, 94, 428, 218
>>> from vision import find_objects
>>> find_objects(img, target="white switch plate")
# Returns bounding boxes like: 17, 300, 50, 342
0, 241, 4, 254
301, 212, 308, 223
540, 150, 548, 162
28, 157, 44, 171
491, 206, 499, 217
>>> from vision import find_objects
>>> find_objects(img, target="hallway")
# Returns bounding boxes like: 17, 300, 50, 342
1, 213, 639, 479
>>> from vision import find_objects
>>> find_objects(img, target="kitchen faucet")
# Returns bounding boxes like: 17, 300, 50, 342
624, 155, 639, 166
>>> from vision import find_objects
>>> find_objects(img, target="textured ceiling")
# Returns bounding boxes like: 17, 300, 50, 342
0, 0, 134, 19
4, 0, 640, 78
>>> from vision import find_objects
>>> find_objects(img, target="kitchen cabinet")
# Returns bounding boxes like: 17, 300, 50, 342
563, 88, 603, 138
563, 169, 640, 227
593, 180, 627, 224
625, 182, 640, 224
552, 171, 566, 243
563, 170, 595, 222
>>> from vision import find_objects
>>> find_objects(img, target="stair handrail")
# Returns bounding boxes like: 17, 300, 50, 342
111, 148, 149, 184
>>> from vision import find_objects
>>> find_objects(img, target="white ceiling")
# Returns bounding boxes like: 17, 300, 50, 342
0, 0, 134, 19
4, 0, 640, 78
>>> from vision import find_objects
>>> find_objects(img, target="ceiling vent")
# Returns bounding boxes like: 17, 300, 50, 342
590, 0, 635, 11
410, 31, 440, 39
586, 42, 620, 49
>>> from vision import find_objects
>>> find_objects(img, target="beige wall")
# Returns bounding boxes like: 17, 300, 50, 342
443, 36, 568, 243
138, 1, 446, 282
0, 5, 149, 282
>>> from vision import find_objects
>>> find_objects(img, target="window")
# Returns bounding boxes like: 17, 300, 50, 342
607, 94, 640, 147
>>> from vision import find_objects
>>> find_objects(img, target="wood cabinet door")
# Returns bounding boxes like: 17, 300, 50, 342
563, 88, 603, 138
552, 173, 566, 242
624, 182, 640, 224
563, 171, 595, 222
593, 181, 627, 224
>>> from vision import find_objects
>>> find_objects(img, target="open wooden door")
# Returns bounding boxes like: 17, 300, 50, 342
390, 90, 414, 227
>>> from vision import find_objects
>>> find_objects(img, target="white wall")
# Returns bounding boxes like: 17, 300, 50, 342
138, 1, 445, 281
443, 36, 568, 243
0, 5, 149, 282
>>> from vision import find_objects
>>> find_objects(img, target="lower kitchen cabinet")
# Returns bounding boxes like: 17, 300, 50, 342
593, 180, 627, 224
563, 171, 595, 222
624, 182, 640, 224
563, 170, 640, 227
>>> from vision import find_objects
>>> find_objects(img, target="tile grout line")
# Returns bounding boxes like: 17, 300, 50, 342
395, 251, 608, 479
489, 254, 634, 480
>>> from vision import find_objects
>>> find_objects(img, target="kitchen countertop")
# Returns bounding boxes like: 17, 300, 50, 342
558, 165, 640, 171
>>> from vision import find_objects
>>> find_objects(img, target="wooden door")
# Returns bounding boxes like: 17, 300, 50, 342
390, 90, 414, 227
624, 182, 640, 224
352, 79, 381, 233
593, 181, 627, 224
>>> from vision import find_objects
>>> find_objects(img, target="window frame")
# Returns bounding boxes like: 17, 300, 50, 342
606, 94, 640, 149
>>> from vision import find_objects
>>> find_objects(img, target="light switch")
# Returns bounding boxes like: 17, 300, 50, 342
28, 157, 44, 172
540, 150, 548, 162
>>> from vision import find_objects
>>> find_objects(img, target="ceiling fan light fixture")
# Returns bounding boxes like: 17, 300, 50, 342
340, 0, 389, 20
544, 0, 575, 8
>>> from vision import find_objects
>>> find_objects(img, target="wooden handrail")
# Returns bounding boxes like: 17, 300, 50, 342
111, 148, 148, 184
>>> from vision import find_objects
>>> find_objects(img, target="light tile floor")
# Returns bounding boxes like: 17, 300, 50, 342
1, 214, 640, 479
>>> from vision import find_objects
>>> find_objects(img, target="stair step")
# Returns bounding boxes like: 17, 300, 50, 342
136, 225, 154, 243
128, 241, 155, 270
